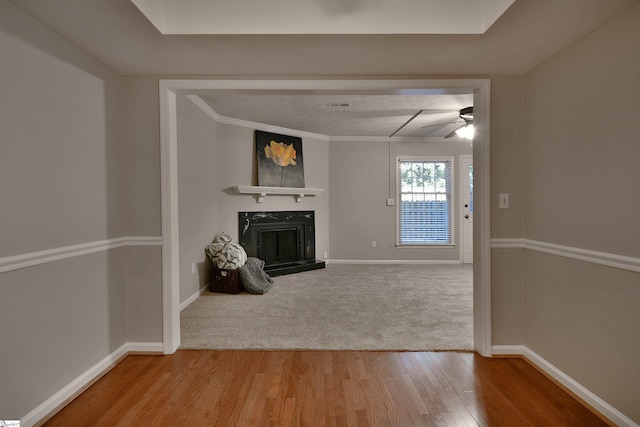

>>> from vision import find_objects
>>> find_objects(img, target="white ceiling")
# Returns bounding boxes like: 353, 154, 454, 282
7, 0, 639, 138
131, 0, 515, 35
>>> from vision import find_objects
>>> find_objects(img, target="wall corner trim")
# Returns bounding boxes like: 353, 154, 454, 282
21, 342, 163, 427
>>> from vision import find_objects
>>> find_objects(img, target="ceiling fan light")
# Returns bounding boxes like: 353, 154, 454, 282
456, 124, 475, 139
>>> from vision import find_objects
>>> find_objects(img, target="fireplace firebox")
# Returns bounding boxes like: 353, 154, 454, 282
238, 211, 325, 276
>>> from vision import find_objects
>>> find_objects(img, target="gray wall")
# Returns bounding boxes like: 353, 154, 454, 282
215, 123, 330, 263
0, 251, 127, 418
123, 77, 163, 238
489, 76, 525, 346
119, 80, 332, 312
174, 106, 330, 304
0, 0, 128, 418
329, 138, 472, 260
0, 4, 126, 254
177, 95, 219, 302
522, 3, 640, 423
123, 77, 163, 342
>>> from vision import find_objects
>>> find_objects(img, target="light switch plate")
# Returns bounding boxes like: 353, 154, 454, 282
499, 193, 510, 209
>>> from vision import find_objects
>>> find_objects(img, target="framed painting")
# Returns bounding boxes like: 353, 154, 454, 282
255, 130, 305, 188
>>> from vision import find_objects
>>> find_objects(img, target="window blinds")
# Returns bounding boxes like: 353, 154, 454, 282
398, 158, 453, 245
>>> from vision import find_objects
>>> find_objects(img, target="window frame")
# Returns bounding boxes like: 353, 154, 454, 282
395, 155, 456, 248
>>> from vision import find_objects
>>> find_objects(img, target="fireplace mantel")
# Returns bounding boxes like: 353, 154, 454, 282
233, 185, 324, 203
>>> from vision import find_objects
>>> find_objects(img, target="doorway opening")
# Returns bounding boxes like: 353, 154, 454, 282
159, 79, 492, 356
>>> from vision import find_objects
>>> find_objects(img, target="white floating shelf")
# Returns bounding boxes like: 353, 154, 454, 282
233, 185, 324, 203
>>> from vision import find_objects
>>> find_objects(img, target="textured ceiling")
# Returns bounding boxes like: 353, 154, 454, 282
199, 93, 474, 138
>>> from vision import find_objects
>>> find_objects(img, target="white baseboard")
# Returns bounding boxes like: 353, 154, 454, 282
491, 344, 638, 425
127, 342, 165, 354
327, 259, 461, 265
523, 347, 638, 427
180, 285, 209, 311
21, 341, 163, 427
491, 345, 524, 356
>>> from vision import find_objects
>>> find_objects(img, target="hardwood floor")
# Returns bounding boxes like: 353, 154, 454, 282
43, 351, 608, 426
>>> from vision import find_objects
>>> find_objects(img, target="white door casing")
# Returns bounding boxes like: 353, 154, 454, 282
460, 155, 473, 264
159, 79, 492, 356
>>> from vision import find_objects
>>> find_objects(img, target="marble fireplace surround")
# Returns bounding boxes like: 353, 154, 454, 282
238, 211, 326, 276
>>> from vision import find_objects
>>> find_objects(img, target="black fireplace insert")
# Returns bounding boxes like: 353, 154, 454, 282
238, 211, 325, 276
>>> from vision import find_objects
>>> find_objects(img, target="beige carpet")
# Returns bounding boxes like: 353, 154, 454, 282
180, 263, 473, 351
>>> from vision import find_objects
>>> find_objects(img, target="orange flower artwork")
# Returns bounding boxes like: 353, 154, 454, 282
256, 131, 305, 188
264, 140, 297, 167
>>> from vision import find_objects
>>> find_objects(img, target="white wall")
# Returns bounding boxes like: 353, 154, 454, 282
522, 3, 640, 423
0, 0, 128, 418
328, 138, 472, 261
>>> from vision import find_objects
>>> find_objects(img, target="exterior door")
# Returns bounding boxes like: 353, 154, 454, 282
460, 155, 473, 264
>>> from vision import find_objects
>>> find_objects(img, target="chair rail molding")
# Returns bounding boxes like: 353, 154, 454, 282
491, 238, 640, 273
0, 236, 162, 274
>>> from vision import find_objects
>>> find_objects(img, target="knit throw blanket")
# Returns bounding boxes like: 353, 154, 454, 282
239, 257, 273, 294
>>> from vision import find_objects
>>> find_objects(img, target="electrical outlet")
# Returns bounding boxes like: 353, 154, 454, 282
386, 198, 394, 206
323, 251, 328, 259
372, 240, 377, 248
191, 262, 197, 274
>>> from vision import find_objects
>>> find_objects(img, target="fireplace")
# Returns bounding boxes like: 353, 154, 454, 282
238, 211, 325, 276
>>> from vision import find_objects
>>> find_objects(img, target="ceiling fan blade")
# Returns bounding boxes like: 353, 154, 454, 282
445, 123, 466, 138
421, 120, 455, 129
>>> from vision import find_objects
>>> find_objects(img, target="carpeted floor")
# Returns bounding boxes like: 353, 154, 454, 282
180, 263, 473, 351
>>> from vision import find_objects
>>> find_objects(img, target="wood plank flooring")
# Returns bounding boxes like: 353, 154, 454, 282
43, 351, 609, 426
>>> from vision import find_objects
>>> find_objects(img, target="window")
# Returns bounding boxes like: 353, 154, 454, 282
397, 157, 454, 245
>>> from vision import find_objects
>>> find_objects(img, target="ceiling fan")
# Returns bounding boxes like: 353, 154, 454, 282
420, 106, 474, 139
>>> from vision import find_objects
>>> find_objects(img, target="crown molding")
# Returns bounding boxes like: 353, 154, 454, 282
185, 94, 457, 143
